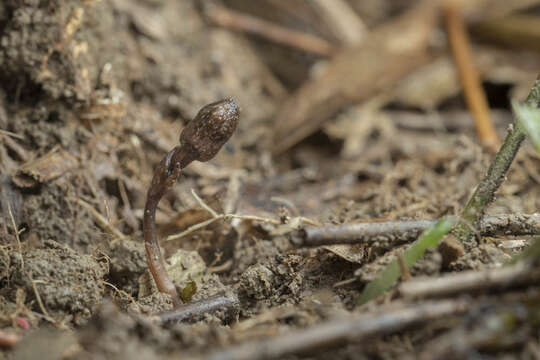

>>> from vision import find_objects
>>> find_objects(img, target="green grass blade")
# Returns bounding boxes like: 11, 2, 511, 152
512, 100, 540, 153
358, 218, 455, 305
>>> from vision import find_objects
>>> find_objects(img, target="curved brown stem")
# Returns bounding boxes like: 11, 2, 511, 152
144, 146, 196, 306
143, 99, 239, 306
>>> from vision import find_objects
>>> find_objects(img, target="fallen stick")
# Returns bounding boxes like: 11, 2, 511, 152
294, 214, 539, 247
157, 292, 240, 324
418, 301, 533, 360
399, 261, 540, 298
205, 5, 336, 56
444, 1, 499, 151
205, 299, 469, 360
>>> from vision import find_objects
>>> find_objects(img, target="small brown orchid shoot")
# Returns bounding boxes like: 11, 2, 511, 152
143, 99, 239, 306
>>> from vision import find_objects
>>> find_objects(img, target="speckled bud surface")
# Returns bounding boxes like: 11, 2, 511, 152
180, 98, 240, 162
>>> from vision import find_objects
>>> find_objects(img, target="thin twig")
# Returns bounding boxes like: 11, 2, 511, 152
480, 213, 540, 236
418, 299, 536, 360
205, 4, 336, 56
454, 75, 540, 248
444, 1, 499, 151
298, 219, 433, 247
118, 178, 137, 229
226, 214, 281, 224
103, 281, 137, 305
0, 129, 25, 140
1, 133, 29, 161
191, 188, 219, 218
8, 203, 52, 321
170, 190, 321, 242
205, 299, 470, 360
399, 261, 540, 298
167, 216, 223, 241
157, 292, 239, 324
28, 273, 52, 321
209, 259, 233, 273
167, 192, 282, 242
74, 198, 127, 240
7, 204, 24, 273
166, 213, 281, 242
295, 214, 539, 247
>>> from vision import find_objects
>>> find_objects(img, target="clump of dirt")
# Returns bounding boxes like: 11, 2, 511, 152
72, 300, 163, 360
231, 237, 283, 277
237, 249, 357, 315
74, 300, 235, 358
448, 243, 511, 271
0, 246, 9, 280
238, 254, 306, 305
107, 238, 147, 297
0, 1, 94, 101
21, 180, 99, 251
2, 240, 106, 324
0, 295, 18, 326
129, 292, 172, 315
0, 0, 104, 153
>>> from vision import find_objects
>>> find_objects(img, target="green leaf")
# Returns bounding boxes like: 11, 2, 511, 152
358, 218, 455, 305
512, 100, 540, 153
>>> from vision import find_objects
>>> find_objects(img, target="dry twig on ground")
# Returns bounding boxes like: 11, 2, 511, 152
399, 261, 540, 298
444, 1, 499, 151
205, 300, 469, 360
295, 214, 539, 247
157, 292, 239, 324
205, 4, 336, 56
167, 189, 319, 242
418, 301, 534, 360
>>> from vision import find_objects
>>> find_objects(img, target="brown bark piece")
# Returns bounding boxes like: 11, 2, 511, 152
13, 148, 79, 188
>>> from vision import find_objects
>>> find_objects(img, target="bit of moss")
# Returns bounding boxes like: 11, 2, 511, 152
180, 280, 197, 303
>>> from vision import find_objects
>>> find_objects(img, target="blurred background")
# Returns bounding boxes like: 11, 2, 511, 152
1, 0, 540, 358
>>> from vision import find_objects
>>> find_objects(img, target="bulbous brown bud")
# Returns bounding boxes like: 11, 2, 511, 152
180, 98, 240, 162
